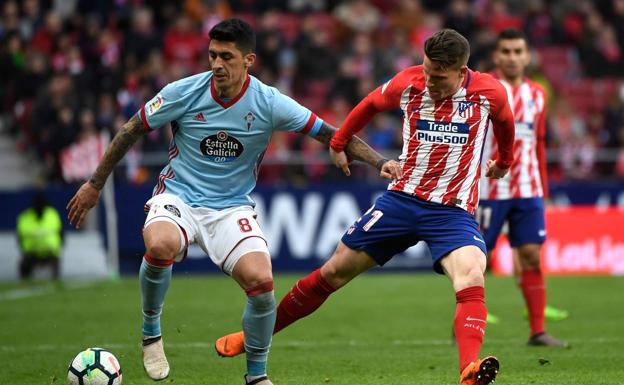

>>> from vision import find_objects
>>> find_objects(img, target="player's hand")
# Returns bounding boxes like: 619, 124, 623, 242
379, 160, 402, 181
485, 159, 509, 179
330, 147, 351, 176
67, 181, 101, 229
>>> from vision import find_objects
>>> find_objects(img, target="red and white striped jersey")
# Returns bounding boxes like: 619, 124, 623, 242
332, 66, 515, 214
480, 77, 548, 200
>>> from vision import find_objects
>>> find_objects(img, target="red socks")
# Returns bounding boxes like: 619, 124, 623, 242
273, 269, 336, 334
520, 269, 546, 336
454, 286, 487, 372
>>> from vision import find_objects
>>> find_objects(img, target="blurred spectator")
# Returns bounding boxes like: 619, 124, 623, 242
295, 16, 337, 82
549, 96, 596, 179
0, 1, 622, 185
332, 57, 360, 105
255, 11, 286, 79
30, 10, 62, 55
523, 0, 554, 46
603, 91, 624, 149
482, 0, 524, 33
163, 15, 204, 70
319, 96, 352, 127
334, 0, 381, 36
123, 7, 161, 64
0, 32, 25, 109
614, 0, 624, 55
389, 0, 424, 34
444, 0, 476, 40
287, 0, 328, 13
409, 11, 443, 57
20, 0, 44, 40
16, 191, 63, 280
1, 1, 21, 35
579, 10, 624, 77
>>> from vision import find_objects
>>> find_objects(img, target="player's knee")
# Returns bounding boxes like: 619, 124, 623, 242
239, 262, 273, 289
320, 262, 352, 289
145, 238, 178, 260
520, 254, 541, 271
518, 246, 541, 271
244, 274, 274, 290
456, 266, 485, 289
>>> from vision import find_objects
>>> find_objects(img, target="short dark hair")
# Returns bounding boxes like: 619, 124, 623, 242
208, 18, 256, 53
424, 29, 470, 69
495, 28, 528, 48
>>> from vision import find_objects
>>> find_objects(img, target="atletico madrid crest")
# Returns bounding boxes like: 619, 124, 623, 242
458, 101, 475, 119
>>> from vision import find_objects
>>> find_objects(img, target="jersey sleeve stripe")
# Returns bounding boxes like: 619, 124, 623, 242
139, 107, 152, 132
300, 112, 320, 135
308, 117, 323, 137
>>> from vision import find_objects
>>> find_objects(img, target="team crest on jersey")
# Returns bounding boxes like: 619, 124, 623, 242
147, 94, 163, 116
164, 204, 181, 218
458, 101, 475, 119
243, 111, 256, 130
200, 131, 244, 163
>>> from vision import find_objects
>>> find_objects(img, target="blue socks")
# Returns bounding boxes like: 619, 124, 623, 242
140, 258, 172, 338
243, 290, 276, 377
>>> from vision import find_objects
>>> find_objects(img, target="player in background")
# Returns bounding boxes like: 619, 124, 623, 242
478, 28, 568, 347
216, 29, 516, 385
66, 18, 398, 385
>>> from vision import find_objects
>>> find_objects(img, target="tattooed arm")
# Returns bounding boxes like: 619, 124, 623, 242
313, 122, 384, 169
313, 121, 402, 179
89, 114, 145, 189
67, 114, 146, 228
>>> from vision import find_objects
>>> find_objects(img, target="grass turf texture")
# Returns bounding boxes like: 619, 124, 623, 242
0, 274, 621, 385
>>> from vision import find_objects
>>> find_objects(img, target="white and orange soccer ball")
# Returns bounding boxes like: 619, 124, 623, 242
67, 348, 122, 385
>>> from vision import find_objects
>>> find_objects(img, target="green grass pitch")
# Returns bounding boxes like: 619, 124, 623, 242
1, 274, 622, 385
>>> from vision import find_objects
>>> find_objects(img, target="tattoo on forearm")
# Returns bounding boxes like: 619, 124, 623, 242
313, 122, 387, 170
344, 136, 386, 169
313, 122, 335, 145
89, 114, 145, 190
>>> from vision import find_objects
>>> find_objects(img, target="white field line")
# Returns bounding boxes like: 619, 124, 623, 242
1, 337, 621, 353
0, 281, 98, 301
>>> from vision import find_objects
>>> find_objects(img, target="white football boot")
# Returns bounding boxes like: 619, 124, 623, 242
245, 375, 274, 385
142, 338, 170, 380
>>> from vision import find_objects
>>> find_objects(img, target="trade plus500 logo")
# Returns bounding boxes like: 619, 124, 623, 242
416, 120, 469, 146
200, 131, 244, 162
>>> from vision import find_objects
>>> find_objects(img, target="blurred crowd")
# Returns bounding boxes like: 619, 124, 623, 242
1, 0, 624, 185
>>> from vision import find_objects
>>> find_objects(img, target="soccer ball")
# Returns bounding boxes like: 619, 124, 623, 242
67, 348, 123, 385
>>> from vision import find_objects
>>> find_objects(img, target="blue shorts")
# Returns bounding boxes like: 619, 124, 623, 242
477, 198, 546, 251
341, 191, 487, 274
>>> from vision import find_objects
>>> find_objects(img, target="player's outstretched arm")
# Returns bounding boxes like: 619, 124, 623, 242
314, 121, 401, 179
67, 114, 145, 228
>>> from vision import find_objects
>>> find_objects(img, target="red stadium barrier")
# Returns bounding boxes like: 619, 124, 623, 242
491, 207, 624, 275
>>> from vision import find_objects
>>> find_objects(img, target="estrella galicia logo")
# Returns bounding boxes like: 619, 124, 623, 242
200, 131, 244, 162
164, 204, 181, 218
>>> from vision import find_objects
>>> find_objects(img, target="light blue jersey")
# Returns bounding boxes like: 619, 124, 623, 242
139, 72, 323, 209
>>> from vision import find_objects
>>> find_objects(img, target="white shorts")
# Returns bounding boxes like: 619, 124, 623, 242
144, 193, 269, 274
